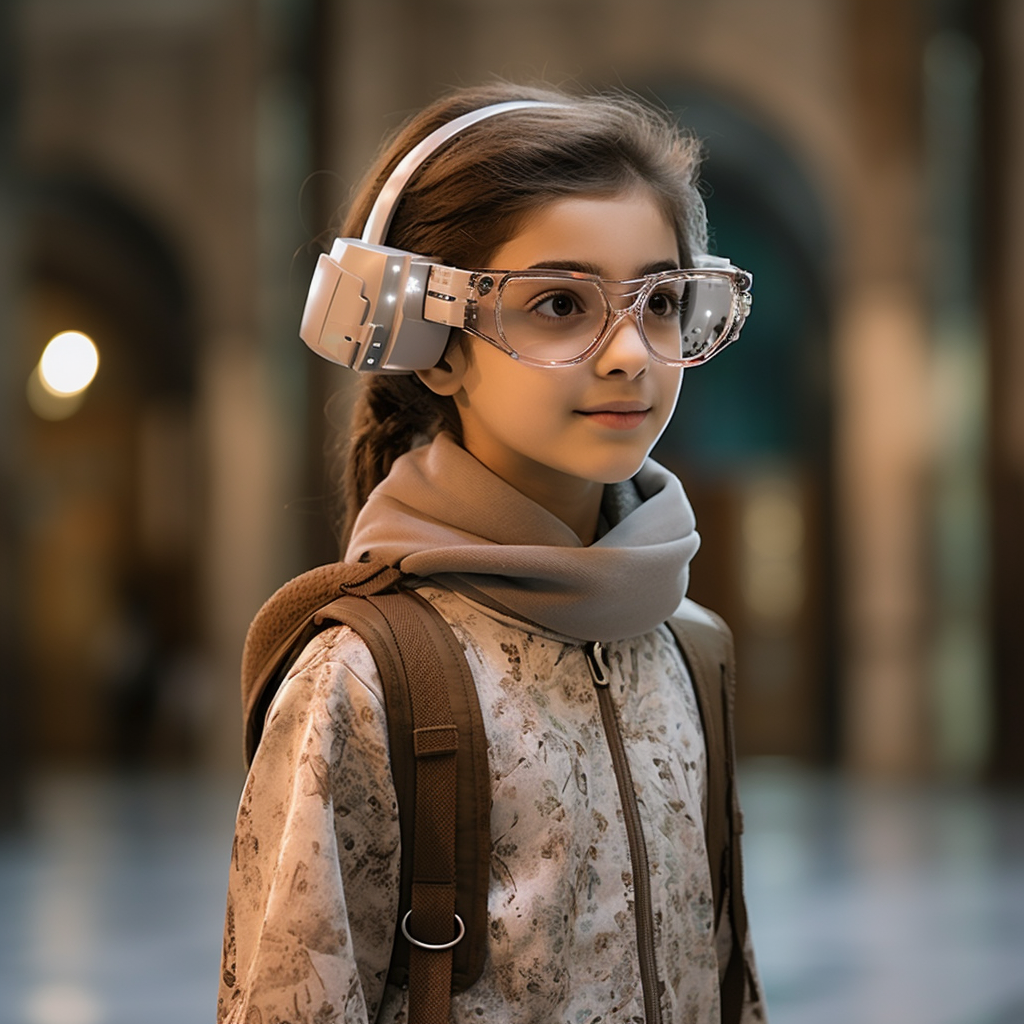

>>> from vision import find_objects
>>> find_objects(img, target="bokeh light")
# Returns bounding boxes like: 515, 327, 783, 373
38, 331, 99, 396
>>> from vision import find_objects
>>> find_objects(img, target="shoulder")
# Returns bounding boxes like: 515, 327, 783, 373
664, 599, 735, 715
261, 624, 388, 745
668, 598, 735, 666
671, 596, 732, 638
292, 623, 385, 697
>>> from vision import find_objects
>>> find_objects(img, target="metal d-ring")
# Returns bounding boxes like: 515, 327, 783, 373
401, 910, 466, 951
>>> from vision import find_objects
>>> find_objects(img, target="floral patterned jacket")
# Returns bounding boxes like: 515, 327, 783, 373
218, 585, 765, 1024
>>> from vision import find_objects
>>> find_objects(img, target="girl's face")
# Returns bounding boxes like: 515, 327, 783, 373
417, 189, 685, 532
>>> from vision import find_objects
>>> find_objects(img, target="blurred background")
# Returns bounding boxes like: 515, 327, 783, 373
1, 0, 1023, 1021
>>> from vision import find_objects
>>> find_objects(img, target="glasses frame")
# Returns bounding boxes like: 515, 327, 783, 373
421, 264, 753, 368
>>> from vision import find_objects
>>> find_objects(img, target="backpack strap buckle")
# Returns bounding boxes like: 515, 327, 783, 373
401, 911, 466, 951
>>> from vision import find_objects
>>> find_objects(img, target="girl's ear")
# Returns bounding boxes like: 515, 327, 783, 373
414, 335, 468, 396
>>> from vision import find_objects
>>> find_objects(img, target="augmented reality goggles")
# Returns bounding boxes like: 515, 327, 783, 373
423, 261, 752, 367
299, 100, 753, 373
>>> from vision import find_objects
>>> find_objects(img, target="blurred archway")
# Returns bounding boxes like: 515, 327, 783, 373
653, 89, 837, 762
20, 174, 206, 765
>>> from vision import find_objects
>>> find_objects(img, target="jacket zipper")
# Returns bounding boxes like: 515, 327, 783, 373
584, 641, 663, 1024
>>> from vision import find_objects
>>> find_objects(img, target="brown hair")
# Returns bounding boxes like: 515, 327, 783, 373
334, 82, 707, 550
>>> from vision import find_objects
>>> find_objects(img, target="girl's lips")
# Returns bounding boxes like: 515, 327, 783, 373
577, 405, 651, 430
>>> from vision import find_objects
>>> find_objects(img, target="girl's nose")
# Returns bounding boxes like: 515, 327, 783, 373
592, 311, 650, 380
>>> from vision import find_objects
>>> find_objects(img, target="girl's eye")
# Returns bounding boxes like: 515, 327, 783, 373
531, 291, 585, 319
646, 290, 680, 318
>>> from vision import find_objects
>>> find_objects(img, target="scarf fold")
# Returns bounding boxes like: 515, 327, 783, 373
345, 433, 700, 642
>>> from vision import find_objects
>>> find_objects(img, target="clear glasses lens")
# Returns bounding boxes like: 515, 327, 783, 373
491, 271, 742, 366
496, 277, 608, 363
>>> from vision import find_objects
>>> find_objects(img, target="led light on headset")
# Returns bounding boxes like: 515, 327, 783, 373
300, 239, 449, 371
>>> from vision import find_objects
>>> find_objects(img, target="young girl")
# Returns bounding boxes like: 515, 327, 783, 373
219, 83, 764, 1024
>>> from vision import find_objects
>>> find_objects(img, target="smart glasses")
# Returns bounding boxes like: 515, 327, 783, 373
421, 260, 753, 368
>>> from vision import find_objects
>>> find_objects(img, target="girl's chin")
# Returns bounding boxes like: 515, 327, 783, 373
577, 456, 652, 486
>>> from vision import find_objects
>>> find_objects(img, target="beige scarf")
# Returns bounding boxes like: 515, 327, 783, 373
345, 433, 700, 642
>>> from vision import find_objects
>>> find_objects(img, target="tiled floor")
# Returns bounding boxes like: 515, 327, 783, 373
741, 763, 1024, 1024
0, 763, 1022, 1024
0, 772, 240, 1024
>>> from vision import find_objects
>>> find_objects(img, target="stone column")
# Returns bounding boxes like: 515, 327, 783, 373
984, 0, 1024, 781
838, 0, 933, 775
0, 0, 27, 822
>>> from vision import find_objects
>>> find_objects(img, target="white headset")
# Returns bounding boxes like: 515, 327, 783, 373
299, 100, 566, 373
299, 100, 744, 373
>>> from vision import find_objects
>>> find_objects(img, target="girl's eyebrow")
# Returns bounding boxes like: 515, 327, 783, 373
523, 259, 682, 276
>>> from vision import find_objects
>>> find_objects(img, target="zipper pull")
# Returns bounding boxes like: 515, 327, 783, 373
584, 641, 609, 686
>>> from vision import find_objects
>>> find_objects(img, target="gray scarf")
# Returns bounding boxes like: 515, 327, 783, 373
345, 433, 700, 642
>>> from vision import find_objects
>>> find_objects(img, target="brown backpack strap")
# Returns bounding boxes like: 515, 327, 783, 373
240, 561, 490, 1019
395, 591, 491, 996
241, 560, 404, 763
667, 601, 750, 1024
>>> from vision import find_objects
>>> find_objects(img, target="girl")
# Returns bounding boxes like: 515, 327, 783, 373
219, 82, 764, 1024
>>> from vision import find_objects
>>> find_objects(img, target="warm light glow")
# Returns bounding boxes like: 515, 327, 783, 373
26, 365, 85, 421
39, 331, 99, 396
742, 490, 804, 558
741, 484, 806, 623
